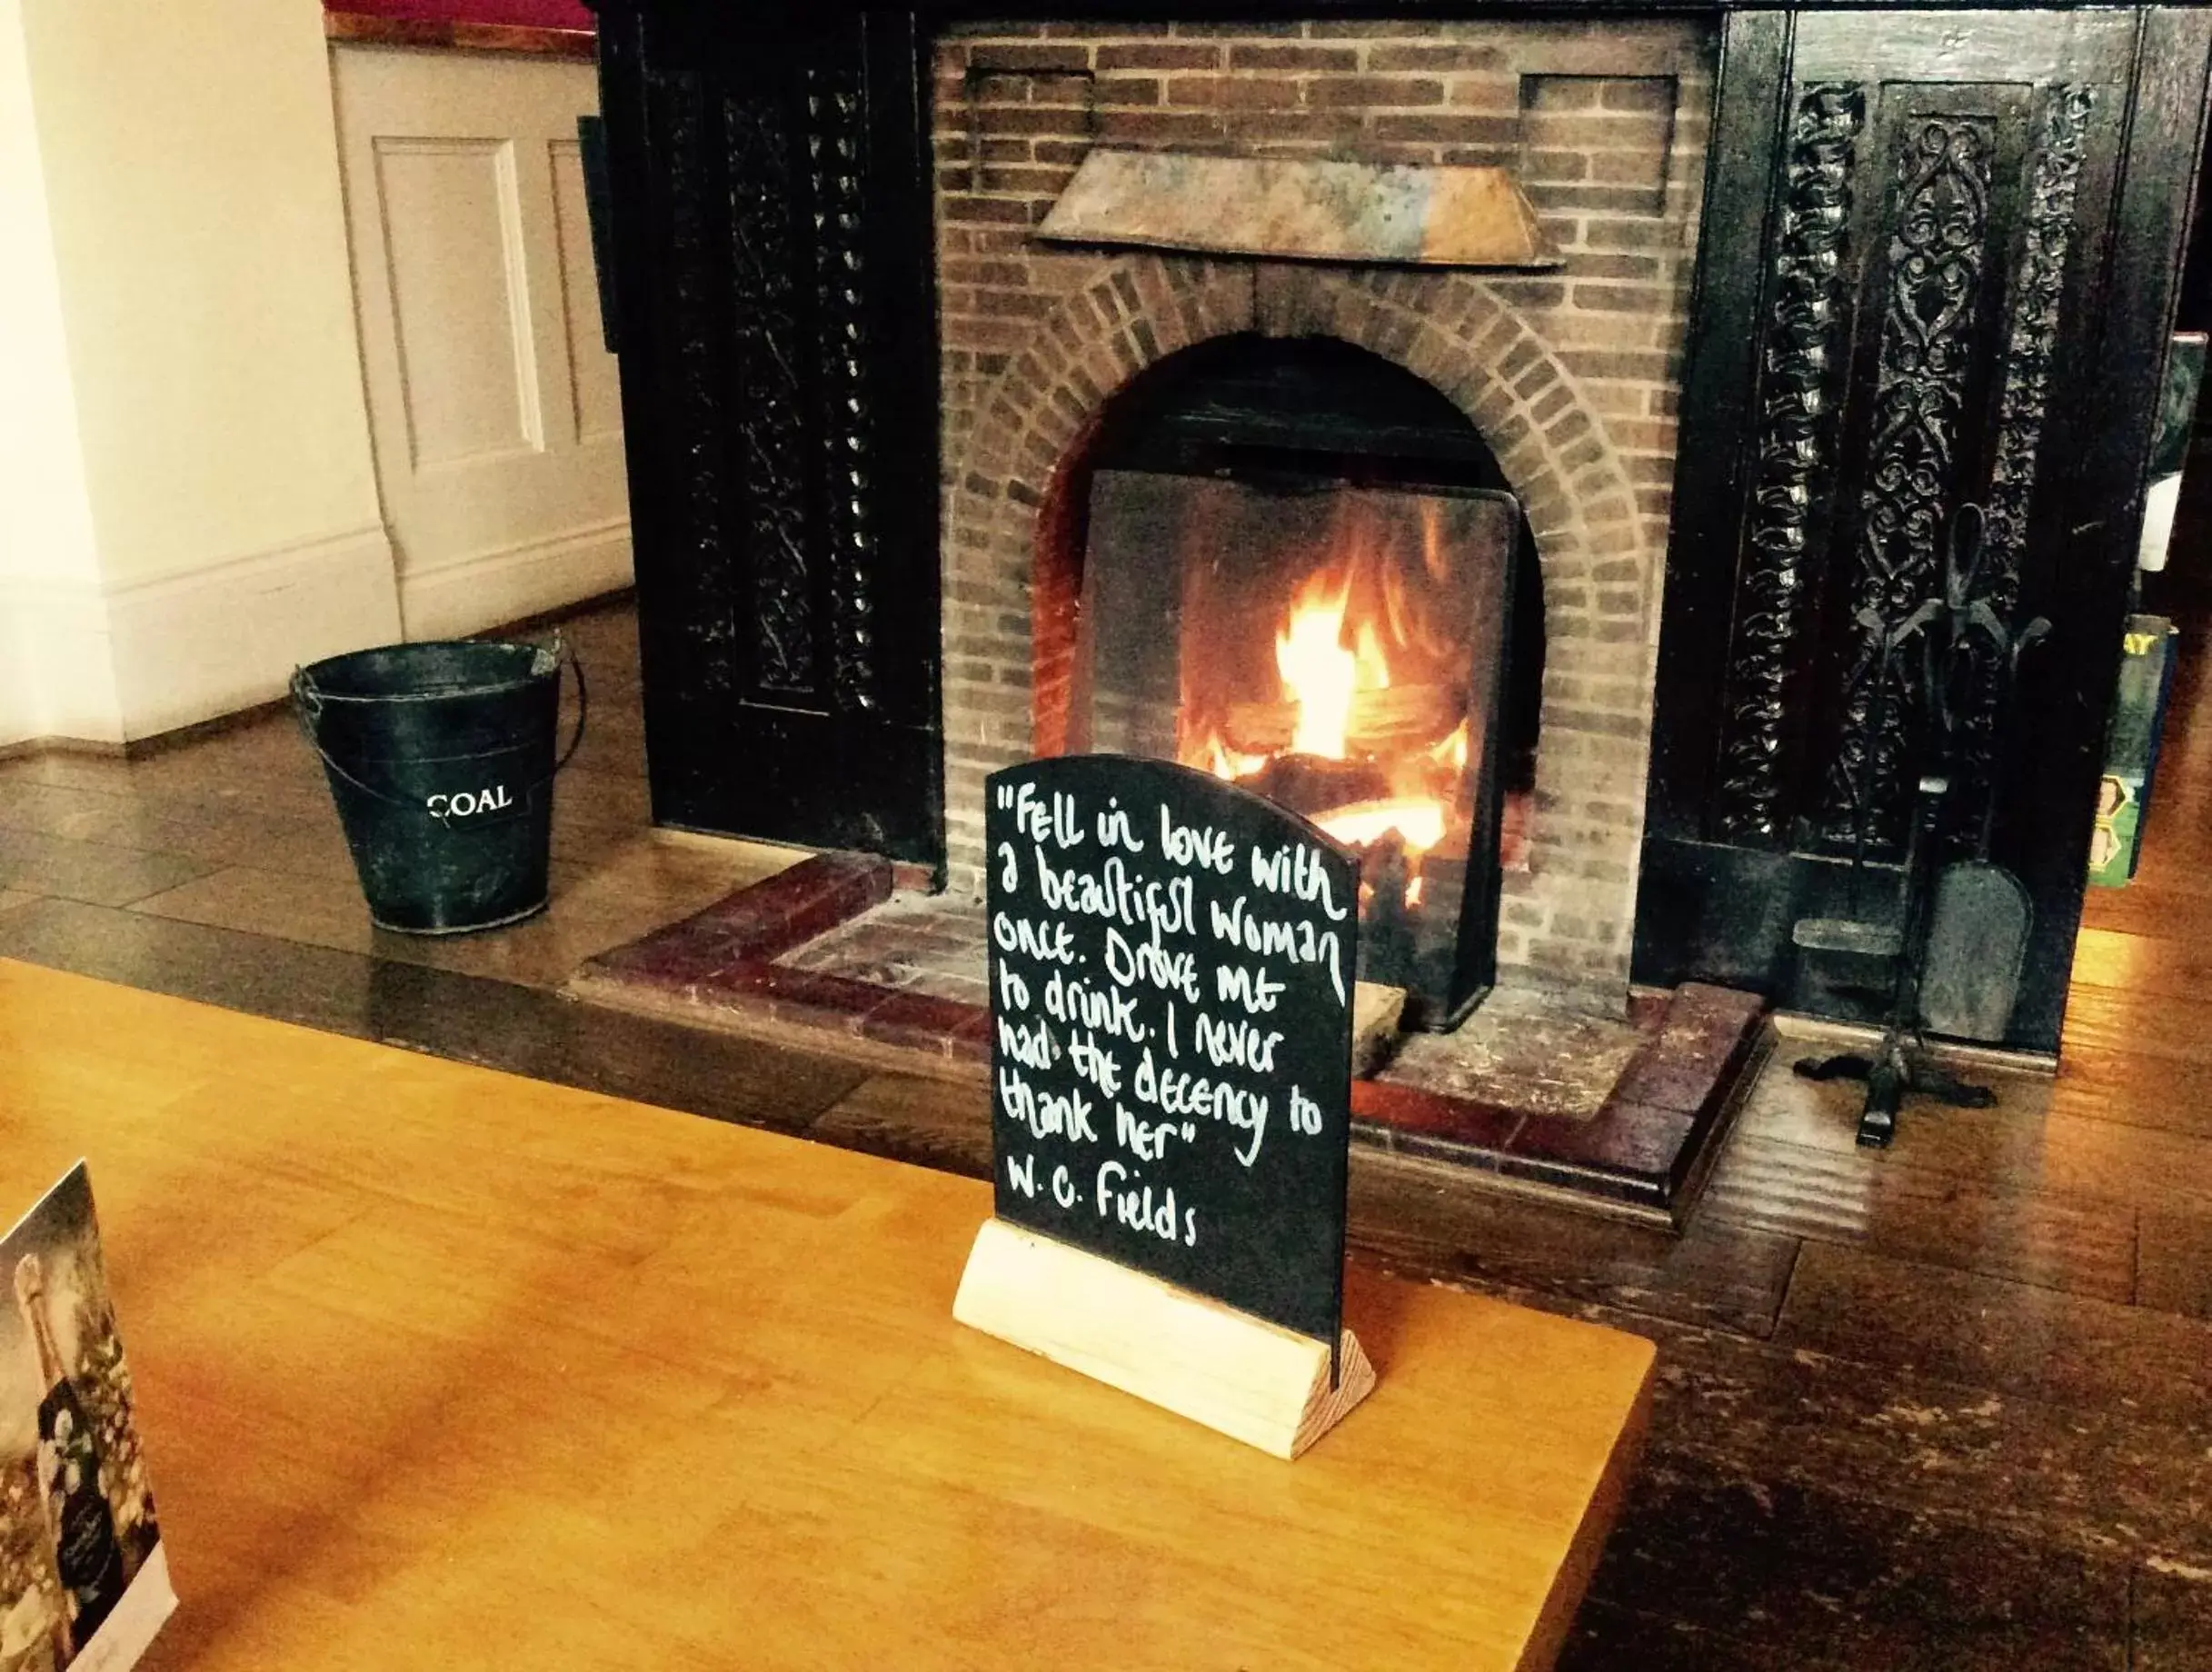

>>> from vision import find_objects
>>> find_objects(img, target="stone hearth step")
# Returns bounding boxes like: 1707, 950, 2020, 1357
570, 854, 1767, 1229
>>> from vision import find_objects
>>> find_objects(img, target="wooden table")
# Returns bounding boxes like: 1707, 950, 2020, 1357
0, 962, 1654, 1671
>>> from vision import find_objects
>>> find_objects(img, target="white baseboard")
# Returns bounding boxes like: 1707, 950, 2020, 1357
2, 517, 628, 747
0, 602, 59, 746
105, 523, 402, 741
0, 574, 126, 744
0, 655, 33, 749
397, 517, 634, 641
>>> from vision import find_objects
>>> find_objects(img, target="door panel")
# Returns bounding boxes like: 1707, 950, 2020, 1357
1807, 76, 2061, 856
333, 45, 630, 640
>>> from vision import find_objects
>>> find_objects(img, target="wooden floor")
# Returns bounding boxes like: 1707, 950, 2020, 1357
0, 600, 796, 992
1, 583, 2211, 1664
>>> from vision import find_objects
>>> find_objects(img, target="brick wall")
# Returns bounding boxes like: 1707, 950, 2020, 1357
932, 17, 1715, 997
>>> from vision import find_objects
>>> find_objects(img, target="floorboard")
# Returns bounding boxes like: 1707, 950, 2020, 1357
1579, 1464, 2131, 1672
1776, 1240, 2212, 1426
2137, 1204, 2212, 1319
2045, 1046, 2212, 1140
1349, 1149, 1800, 1339
2134, 1566, 2212, 1671
0, 897, 868, 1136
1702, 1131, 2137, 1303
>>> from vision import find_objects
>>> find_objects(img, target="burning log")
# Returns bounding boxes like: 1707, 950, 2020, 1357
1349, 685, 1461, 755
1241, 753, 1390, 818
1226, 686, 1462, 761
1223, 701, 1297, 758
1315, 797, 1448, 854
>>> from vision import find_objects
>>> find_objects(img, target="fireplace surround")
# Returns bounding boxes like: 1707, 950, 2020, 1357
932, 17, 1712, 1000
587, 0, 2212, 1058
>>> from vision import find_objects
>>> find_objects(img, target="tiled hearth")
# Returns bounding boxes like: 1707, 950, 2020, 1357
573, 857, 1766, 1224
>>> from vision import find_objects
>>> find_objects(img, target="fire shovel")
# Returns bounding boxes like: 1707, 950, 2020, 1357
1918, 615, 2050, 1044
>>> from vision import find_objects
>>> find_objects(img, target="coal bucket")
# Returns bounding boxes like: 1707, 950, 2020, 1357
293, 639, 585, 934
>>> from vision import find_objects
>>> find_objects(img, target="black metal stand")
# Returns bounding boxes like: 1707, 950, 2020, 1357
1793, 1040, 1997, 1148
1793, 769, 1991, 1145
1782, 503, 2066, 1148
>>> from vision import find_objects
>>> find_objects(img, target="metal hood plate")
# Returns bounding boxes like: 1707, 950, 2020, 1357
1035, 149, 1563, 270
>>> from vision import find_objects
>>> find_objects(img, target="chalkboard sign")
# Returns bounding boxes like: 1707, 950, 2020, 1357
985, 755, 1358, 1346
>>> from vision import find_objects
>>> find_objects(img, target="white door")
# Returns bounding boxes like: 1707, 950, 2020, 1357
332, 45, 629, 640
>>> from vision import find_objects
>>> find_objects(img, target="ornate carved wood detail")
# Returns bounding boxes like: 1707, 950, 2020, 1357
725, 92, 819, 699
1818, 112, 1996, 850
1980, 87, 2095, 608
1947, 85, 2097, 828
807, 69, 881, 714
645, 71, 736, 652
1712, 84, 1865, 844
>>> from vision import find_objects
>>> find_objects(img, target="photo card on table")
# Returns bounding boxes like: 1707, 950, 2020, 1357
0, 1165, 172, 1672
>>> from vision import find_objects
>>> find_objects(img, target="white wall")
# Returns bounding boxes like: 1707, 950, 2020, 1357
0, 14, 628, 748
0, 0, 112, 744
0, 0, 399, 745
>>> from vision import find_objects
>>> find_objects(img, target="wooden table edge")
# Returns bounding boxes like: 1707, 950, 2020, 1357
1519, 1339, 1655, 1670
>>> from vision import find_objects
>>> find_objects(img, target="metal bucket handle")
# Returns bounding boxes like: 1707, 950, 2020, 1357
291, 635, 589, 824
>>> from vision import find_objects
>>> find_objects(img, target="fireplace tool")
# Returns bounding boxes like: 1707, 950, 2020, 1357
1919, 612, 2050, 1040
1793, 503, 2048, 1148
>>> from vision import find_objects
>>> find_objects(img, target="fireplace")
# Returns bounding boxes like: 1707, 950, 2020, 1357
935, 17, 1718, 1002
590, 0, 2212, 1060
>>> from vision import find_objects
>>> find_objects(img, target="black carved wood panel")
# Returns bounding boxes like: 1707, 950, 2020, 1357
1639, 8, 2211, 1053
1813, 90, 2019, 855
593, 5, 942, 866
1712, 79, 1864, 846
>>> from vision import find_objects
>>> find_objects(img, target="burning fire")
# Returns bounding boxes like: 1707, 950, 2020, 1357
1272, 572, 1396, 759
1199, 733, 1270, 783
1432, 718, 1470, 775
1187, 533, 1471, 906
1317, 797, 1446, 853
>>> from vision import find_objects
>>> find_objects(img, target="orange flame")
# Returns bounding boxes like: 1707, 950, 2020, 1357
1316, 797, 1447, 853
1430, 718, 1470, 775
1183, 512, 1480, 900
1200, 732, 1269, 784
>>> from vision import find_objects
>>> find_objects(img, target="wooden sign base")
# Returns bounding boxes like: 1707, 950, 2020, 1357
953, 1218, 1375, 1459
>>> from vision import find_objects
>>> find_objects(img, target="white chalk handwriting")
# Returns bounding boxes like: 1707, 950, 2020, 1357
989, 774, 1350, 1257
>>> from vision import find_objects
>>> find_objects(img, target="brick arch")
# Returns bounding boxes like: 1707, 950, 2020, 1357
942, 252, 1654, 984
